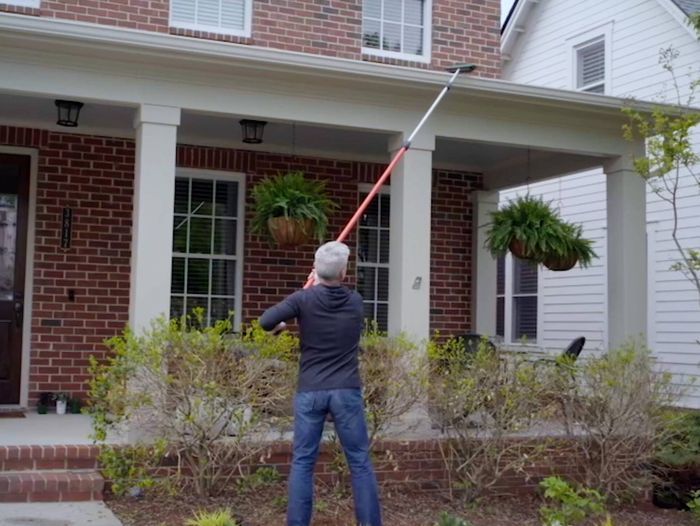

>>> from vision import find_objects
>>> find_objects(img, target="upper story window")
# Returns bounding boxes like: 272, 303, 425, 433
362, 0, 432, 63
567, 23, 612, 95
3, 0, 40, 7
576, 38, 605, 93
170, 0, 252, 37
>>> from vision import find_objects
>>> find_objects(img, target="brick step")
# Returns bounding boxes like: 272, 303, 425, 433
0, 470, 104, 502
0, 445, 100, 472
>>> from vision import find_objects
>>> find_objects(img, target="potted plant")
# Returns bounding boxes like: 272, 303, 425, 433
485, 195, 597, 270
251, 171, 338, 247
53, 392, 69, 415
37, 392, 53, 415
69, 397, 82, 414
542, 222, 597, 271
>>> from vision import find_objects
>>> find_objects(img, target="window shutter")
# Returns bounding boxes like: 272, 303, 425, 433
171, 0, 246, 31
577, 40, 605, 91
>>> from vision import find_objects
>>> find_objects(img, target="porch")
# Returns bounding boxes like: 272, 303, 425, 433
0, 14, 651, 414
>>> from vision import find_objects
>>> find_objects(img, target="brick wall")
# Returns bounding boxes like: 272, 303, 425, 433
0, 0, 501, 77
0, 126, 134, 406
0, 127, 479, 404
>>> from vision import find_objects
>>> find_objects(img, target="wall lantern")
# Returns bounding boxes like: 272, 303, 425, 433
55, 100, 84, 127
239, 119, 267, 144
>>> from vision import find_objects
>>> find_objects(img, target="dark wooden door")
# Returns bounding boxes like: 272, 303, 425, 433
0, 154, 29, 405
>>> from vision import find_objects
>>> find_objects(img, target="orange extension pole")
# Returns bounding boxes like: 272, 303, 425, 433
303, 64, 475, 289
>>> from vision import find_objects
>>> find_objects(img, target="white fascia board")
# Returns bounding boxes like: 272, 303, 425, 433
656, 0, 700, 40
0, 12, 692, 118
501, 0, 531, 57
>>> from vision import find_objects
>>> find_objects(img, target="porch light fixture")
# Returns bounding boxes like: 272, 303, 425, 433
239, 119, 267, 144
55, 100, 84, 127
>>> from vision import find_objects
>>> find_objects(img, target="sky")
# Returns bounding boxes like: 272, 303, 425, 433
501, 0, 517, 23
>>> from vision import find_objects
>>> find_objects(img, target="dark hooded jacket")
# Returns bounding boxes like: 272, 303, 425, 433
258, 285, 364, 392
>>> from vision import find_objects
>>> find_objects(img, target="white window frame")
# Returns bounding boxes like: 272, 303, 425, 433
361, 0, 432, 64
171, 168, 246, 331
498, 253, 541, 345
3, 0, 40, 7
169, 0, 253, 38
357, 183, 391, 330
566, 22, 613, 95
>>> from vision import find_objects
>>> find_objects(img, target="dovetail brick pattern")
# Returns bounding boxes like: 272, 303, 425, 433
0, 127, 480, 404
0, 0, 501, 77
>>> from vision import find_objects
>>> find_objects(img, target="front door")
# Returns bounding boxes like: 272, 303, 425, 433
0, 154, 29, 405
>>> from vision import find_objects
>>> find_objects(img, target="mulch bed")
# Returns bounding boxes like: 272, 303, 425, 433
106, 483, 695, 526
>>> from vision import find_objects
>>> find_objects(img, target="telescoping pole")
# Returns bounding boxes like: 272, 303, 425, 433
303, 64, 476, 288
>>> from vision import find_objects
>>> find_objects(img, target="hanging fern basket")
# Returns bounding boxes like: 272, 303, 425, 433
267, 217, 315, 247
508, 239, 534, 260
543, 253, 579, 272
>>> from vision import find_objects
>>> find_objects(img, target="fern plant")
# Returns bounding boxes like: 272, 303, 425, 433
185, 509, 238, 526
485, 195, 597, 269
434, 512, 472, 526
250, 171, 338, 243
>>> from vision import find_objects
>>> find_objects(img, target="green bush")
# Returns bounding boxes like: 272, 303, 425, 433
686, 489, 700, 524
428, 338, 551, 501
99, 442, 167, 496
185, 509, 238, 526
552, 342, 683, 501
539, 476, 605, 526
88, 313, 298, 497
434, 511, 472, 526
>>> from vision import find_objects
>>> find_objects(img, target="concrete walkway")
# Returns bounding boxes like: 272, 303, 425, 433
0, 502, 122, 526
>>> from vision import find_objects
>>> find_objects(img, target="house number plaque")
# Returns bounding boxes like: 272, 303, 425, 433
61, 207, 73, 250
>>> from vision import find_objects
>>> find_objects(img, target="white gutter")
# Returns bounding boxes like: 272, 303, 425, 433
0, 12, 690, 116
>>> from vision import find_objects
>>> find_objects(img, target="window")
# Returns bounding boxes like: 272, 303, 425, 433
362, 0, 431, 62
170, 0, 252, 37
495, 254, 539, 342
356, 188, 390, 331
576, 38, 605, 93
170, 171, 245, 328
567, 23, 612, 95
3, 0, 40, 6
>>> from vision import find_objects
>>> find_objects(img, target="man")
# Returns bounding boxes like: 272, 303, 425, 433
259, 241, 382, 526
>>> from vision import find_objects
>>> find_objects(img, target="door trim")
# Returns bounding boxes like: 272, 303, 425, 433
0, 146, 37, 409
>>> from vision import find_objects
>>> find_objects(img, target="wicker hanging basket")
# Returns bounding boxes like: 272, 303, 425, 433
543, 254, 579, 272
509, 239, 535, 260
267, 217, 315, 248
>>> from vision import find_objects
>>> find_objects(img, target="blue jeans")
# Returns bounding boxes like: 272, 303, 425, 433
287, 388, 382, 526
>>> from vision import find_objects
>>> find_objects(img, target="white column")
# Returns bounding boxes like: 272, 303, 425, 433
387, 133, 434, 342
130, 104, 180, 331
604, 156, 647, 349
473, 190, 499, 336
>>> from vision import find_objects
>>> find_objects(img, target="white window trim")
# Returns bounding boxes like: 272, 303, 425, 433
566, 22, 613, 95
361, 0, 432, 64
501, 253, 541, 346
172, 168, 246, 331
169, 0, 253, 38
3, 0, 40, 7
357, 183, 390, 328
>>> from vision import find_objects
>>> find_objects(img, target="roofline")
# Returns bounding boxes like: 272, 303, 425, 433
0, 12, 692, 118
502, 0, 698, 60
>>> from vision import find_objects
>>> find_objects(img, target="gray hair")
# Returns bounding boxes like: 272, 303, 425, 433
314, 241, 350, 281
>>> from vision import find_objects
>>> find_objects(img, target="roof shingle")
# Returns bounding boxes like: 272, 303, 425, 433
672, 0, 700, 15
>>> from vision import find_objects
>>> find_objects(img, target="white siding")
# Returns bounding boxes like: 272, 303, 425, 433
503, 0, 700, 406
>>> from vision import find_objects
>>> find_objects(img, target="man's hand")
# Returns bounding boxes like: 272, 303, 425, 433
272, 321, 287, 334
307, 269, 320, 287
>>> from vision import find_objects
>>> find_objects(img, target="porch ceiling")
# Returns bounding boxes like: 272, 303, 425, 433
0, 92, 603, 187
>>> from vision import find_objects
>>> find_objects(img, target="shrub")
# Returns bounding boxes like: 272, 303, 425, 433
539, 476, 605, 526
185, 509, 238, 526
428, 338, 551, 501
553, 342, 683, 501
434, 512, 472, 526
88, 313, 298, 497
687, 489, 700, 524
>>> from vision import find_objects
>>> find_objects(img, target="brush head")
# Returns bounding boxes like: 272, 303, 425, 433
445, 63, 477, 73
